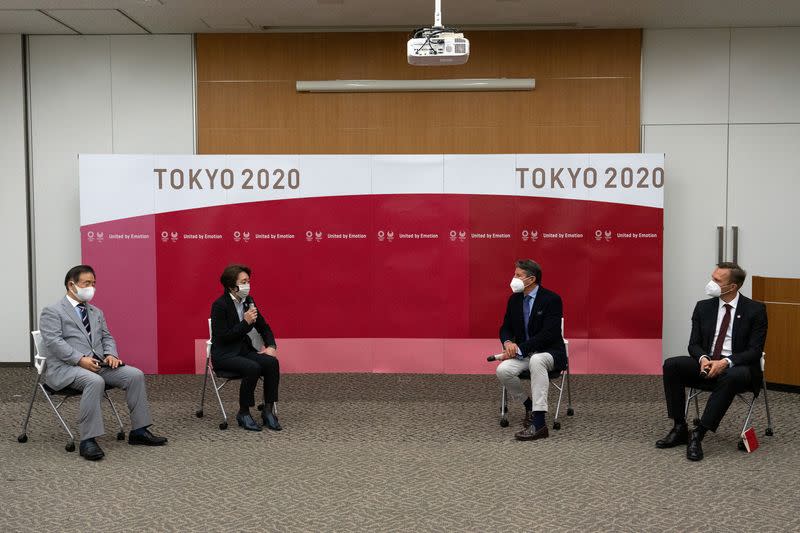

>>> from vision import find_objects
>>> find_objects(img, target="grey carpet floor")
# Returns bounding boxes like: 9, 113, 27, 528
0, 369, 798, 532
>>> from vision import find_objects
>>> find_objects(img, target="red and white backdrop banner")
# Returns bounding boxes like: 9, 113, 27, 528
79, 154, 664, 375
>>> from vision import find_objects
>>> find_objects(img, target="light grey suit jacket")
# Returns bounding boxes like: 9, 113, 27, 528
39, 296, 119, 391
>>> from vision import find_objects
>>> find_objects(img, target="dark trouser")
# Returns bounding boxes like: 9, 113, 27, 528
662, 356, 752, 432
212, 352, 280, 410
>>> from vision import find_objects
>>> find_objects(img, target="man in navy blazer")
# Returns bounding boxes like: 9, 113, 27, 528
496, 259, 567, 441
656, 262, 768, 461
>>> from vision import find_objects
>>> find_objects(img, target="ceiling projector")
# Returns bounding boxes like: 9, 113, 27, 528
408, 0, 469, 66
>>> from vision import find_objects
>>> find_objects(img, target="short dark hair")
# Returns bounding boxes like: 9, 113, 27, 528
515, 259, 542, 285
220, 264, 251, 290
64, 265, 95, 288
717, 262, 746, 288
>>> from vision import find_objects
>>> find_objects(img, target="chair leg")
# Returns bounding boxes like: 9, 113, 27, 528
196, 358, 211, 417
565, 366, 574, 416
41, 386, 76, 451
685, 388, 702, 426
552, 374, 565, 430
104, 391, 126, 440
210, 373, 228, 430
18, 371, 42, 442
740, 394, 756, 435
499, 386, 509, 427
761, 375, 774, 436
684, 388, 692, 419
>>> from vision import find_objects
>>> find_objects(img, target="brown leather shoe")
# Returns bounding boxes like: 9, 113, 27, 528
515, 424, 549, 441
523, 409, 532, 429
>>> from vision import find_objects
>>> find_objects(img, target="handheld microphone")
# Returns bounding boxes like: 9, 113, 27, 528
243, 296, 253, 311
486, 353, 503, 362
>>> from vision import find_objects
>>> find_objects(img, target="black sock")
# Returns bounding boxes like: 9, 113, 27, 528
264, 402, 274, 414
238, 408, 250, 416
695, 424, 708, 440
532, 411, 546, 430
674, 418, 687, 427
523, 398, 532, 411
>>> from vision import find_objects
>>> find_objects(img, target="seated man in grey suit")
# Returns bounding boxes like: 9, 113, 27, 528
39, 265, 167, 461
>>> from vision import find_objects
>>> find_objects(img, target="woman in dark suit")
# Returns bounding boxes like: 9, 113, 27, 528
210, 264, 282, 431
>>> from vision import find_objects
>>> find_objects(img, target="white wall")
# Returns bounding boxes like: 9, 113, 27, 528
0, 35, 30, 363
642, 27, 800, 358
8, 28, 798, 364
27, 35, 195, 324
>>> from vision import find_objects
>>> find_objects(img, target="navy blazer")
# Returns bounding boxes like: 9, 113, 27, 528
210, 292, 276, 361
499, 286, 567, 371
687, 294, 767, 387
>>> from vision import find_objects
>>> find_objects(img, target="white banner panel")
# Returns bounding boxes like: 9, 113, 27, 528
79, 153, 665, 225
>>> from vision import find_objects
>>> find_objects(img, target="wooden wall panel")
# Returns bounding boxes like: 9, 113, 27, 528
196, 30, 641, 154
753, 276, 800, 304
753, 276, 800, 387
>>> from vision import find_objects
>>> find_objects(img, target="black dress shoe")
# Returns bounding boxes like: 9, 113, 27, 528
687, 431, 704, 461
262, 412, 283, 431
514, 424, 549, 441
128, 428, 168, 446
236, 413, 262, 431
655, 424, 689, 448
79, 438, 105, 461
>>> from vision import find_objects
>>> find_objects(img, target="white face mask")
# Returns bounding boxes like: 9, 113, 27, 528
237, 283, 250, 299
704, 280, 732, 298
72, 283, 95, 302
510, 277, 528, 293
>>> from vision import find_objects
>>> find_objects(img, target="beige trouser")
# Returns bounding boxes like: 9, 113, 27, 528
70, 365, 153, 440
495, 352, 555, 411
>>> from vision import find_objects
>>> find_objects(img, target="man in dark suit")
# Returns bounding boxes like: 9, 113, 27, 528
496, 259, 567, 441
210, 264, 281, 432
657, 262, 768, 461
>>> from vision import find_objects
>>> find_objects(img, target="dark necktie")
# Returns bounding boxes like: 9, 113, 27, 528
711, 304, 732, 360
523, 295, 532, 341
77, 303, 92, 339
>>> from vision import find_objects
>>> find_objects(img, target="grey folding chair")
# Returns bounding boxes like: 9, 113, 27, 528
196, 319, 268, 430
685, 353, 774, 449
499, 318, 574, 429
18, 331, 125, 452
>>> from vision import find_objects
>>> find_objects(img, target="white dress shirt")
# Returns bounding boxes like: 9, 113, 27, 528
703, 292, 740, 368
231, 293, 245, 321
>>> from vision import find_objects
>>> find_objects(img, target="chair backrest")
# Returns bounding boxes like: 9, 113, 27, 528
30, 331, 46, 375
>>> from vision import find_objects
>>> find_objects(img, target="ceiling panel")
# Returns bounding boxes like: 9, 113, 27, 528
0, 10, 77, 34
44, 9, 148, 34
1, 1, 800, 34
200, 14, 255, 31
